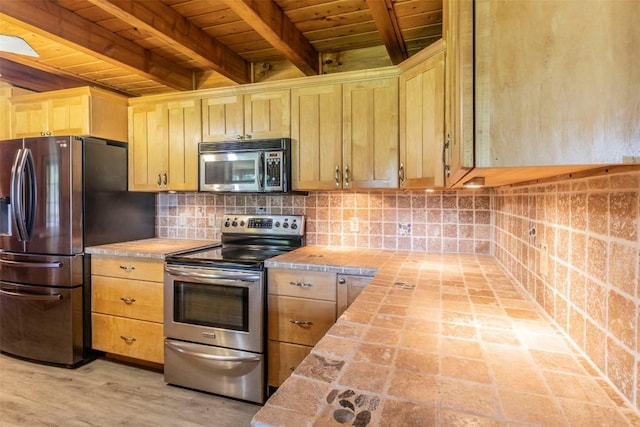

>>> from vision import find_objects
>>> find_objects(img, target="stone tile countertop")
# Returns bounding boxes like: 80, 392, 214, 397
85, 238, 219, 259
254, 246, 640, 426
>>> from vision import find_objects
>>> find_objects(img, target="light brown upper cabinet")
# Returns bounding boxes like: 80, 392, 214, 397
128, 97, 200, 192
291, 84, 343, 190
399, 42, 446, 190
444, 0, 640, 188
342, 77, 399, 190
0, 84, 32, 140
201, 89, 290, 142
292, 76, 399, 191
10, 87, 128, 142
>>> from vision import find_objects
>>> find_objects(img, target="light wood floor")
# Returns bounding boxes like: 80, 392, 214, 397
0, 354, 259, 426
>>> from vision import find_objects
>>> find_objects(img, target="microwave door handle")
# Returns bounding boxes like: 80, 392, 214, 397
258, 152, 265, 191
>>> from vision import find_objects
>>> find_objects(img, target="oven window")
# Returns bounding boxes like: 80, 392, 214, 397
204, 160, 256, 185
173, 281, 249, 332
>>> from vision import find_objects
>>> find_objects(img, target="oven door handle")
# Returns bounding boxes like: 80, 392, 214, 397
165, 266, 260, 283
165, 341, 261, 362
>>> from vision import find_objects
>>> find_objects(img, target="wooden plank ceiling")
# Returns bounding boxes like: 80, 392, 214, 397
0, 0, 442, 97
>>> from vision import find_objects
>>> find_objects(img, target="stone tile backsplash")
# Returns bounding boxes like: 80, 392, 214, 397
156, 190, 492, 253
493, 170, 640, 411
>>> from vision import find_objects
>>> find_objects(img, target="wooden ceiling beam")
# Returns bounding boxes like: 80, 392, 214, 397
222, 0, 320, 76
0, 57, 90, 93
366, 0, 408, 64
0, 0, 193, 91
86, 0, 250, 85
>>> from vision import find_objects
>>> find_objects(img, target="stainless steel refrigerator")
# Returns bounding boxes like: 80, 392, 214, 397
0, 136, 155, 367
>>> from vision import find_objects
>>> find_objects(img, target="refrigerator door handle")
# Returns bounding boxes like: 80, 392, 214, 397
10, 148, 37, 242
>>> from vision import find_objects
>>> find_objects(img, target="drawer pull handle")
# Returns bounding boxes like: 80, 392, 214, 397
120, 297, 136, 304
120, 336, 136, 344
289, 366, 296, 371
119, 265, 135, 272
289, 319, 313, 327
289, 281, 313, 288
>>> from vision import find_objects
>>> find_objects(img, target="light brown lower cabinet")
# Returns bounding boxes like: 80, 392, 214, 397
267, 269, 337, 387
90, 255, 164, 364
267, 341, 312, 388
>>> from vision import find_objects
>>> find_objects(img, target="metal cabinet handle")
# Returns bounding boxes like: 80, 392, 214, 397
157, 173, 162, 186
338, 278, 346, 284
289, 281, 313, 288
162, 172, 168, 186
119, 265, 135, 272
120, 336, 136, 344
443, 134, 451, 178
334, 165, 341, 187
289, 319, 313, 326
344, 165, 350, 187
398, 162, 405, 185
120, 297, 136, 304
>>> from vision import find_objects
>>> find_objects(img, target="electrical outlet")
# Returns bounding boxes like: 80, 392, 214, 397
350, 217, 359, 233
207, 214, 215, 227
179, 213, 188, 226
540, 243, 549, 277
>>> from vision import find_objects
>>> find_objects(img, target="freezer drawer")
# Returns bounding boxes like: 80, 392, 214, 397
164, 339, 265, 404
0, 252, 83, 287
0, 282, 84, 366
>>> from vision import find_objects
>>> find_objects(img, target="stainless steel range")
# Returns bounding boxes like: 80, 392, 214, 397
163, 214, 305, 404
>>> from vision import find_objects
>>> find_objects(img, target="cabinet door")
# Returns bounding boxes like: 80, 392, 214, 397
48, 95, 90, 136
244, 89, 290, 139
128, 102, 166, 191
291, 84, 343, 190
11, 101, 47, 138
201, 94, 244, 142
164, 99, 200, 191
400, 51, 445, 189
444, 0, 474, 187
343, 77, 399, 189
475, 0, 639, 167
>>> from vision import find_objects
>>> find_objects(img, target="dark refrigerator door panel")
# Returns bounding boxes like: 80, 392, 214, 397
23, 136, 79, 255
0, 282, 84, 366
0, 139, 27, 252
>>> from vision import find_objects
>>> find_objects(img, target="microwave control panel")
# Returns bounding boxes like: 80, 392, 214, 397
264, 151, 283, 191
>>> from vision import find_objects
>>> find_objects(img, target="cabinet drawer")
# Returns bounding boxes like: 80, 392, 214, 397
91, 256, 164, 282
268, 340, 311, 387
92, 313, 163, 364
91, 275, 163, 322
268, 269, 336, 301
268, 295, 335, 346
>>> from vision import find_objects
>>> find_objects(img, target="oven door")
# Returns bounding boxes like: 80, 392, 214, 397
199, 151, 262, 192
164, 265, 264, 353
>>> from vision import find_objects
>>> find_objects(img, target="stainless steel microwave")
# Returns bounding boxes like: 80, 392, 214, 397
199, 138, 291, 193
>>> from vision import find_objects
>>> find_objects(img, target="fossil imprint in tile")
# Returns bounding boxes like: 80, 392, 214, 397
324, 389, 380, 426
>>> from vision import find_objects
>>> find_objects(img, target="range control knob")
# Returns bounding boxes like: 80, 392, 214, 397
232, 220, 238, 227
224, 221, 230, 227
240, 220, 245, 227
275, 221, 281, 228
283, 222, 289, 229
291, 223, 298, 230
